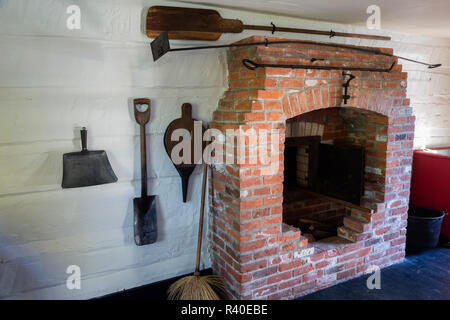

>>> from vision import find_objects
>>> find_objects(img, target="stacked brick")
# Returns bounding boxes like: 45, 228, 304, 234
208, 36, 413, 299
283, 195, 349, 228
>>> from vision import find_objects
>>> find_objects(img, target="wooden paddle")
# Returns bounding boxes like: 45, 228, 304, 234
164, 103, 205, 203
146, 6, 391, 41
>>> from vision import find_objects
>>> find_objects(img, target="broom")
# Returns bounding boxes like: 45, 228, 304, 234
167, 160, 225, 300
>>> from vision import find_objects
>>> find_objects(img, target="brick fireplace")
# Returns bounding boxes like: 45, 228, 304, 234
209, 36, 414, 300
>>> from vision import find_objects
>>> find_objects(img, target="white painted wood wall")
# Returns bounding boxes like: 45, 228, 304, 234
0, 0, 449, 299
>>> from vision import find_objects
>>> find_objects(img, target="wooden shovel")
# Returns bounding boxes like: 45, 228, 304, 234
133, 98, 157, 246
146, 6, 391, 41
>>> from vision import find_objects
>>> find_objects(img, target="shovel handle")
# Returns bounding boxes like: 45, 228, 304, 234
134, 98, 151, 126
134, 99, 151, 198
80, 127, 88, 152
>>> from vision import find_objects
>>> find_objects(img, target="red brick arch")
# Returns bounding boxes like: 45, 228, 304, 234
281, 83, 396, 122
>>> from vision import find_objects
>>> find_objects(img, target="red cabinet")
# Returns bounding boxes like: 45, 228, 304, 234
410, 148, 450, 238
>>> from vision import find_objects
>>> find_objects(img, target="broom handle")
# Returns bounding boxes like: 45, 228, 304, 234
194, 161, 208, 276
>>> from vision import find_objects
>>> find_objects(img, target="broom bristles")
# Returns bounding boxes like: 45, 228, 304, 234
167, 275, 225, 300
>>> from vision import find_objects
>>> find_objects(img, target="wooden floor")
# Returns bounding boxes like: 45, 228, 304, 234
301, 247, 450, 300
101, 247, 450, 300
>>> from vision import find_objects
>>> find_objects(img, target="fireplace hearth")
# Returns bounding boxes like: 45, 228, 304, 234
209, 36, 414, 300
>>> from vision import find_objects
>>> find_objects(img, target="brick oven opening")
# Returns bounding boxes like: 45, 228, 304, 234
283, 107, 388, 242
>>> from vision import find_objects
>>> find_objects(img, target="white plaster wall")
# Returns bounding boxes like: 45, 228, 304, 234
0, 0, 449, 299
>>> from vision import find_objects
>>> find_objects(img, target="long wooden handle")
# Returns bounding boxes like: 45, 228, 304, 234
134, 98, 151, 198
243, 24, 391, 41
194, 161, 208, 275
139, 124, 147, 199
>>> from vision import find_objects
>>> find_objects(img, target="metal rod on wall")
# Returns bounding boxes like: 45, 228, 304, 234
151, 32, 442, 69
241, 59, 397, 73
